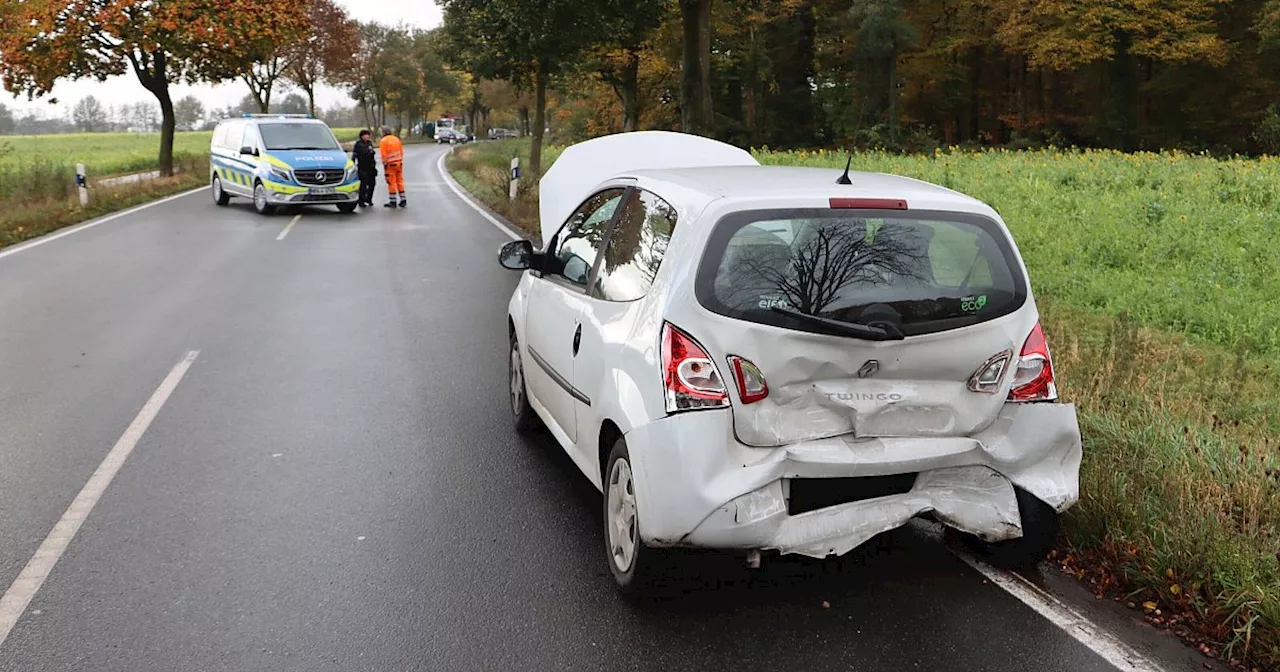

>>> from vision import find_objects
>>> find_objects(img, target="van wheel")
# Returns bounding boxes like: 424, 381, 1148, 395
252, 181, 276, 216
963, 487, 1060, 570
604, 438, 669, 599
337, 202, 358, 214
212, 176, 230, 206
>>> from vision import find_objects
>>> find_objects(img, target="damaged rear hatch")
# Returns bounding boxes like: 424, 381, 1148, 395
693, 203, 1037, 447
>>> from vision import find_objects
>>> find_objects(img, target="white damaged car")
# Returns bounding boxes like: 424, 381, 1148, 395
496, 131, 1082, 595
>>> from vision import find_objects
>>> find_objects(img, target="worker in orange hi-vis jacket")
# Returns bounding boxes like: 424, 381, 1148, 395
378, 127, 406, 208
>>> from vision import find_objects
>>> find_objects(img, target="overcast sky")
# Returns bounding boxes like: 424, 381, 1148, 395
4, 0, 443, 116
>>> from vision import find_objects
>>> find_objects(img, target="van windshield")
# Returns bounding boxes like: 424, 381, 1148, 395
695, 209, 1027, 337
258, 123, 341, 151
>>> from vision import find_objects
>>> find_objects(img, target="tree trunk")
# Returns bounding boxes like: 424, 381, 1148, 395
680, 0, 713, 136
969, 47, 982, 142
620, 50, 641, 132
520, 107, 531, 136
305, 85, 317, 118
158, 90, 176, 176
129, 50, 176, 177
887, 49, 899, 143
532, 59, 548, 176
1016, 55, 1028, 131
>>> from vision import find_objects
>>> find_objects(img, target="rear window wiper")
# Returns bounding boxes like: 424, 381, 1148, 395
769, 306, 905, 341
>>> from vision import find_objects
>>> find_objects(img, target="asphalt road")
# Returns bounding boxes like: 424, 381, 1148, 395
0, 144, 1205, 672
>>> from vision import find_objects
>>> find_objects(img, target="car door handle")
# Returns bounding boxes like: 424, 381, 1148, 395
572, 324, 582, 356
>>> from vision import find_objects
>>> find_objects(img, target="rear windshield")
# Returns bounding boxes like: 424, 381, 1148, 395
258, 123, 340, 151
696, 209, 1027, 337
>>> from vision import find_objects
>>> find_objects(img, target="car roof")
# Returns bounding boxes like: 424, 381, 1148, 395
625, 165, 983, 210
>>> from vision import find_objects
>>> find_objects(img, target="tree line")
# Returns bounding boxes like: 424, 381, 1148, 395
0, 94, 380, 137
8, 0, 1280, 177
439, 0, 1280, 162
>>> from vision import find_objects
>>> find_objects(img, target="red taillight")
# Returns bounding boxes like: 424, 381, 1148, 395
727, 355, 769, 404
1008, 322, 1057, 402
829, 197, 908, 210
661, 322, 728, 412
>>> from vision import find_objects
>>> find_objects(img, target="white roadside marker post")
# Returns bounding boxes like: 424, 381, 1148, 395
509, 157, 520, 201
76, 164, 89, 207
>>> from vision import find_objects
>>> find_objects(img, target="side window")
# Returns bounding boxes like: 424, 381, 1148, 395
243, 125, 262, 152
212, 125, 227, 150
544, 188, 626, 287
592, 189, 679, 302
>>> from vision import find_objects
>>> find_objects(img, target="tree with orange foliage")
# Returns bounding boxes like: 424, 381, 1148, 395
285, 0, 360, 118
0, 0, 304, 176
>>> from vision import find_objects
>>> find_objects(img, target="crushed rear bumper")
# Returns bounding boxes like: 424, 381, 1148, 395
623, 403, 1081, 558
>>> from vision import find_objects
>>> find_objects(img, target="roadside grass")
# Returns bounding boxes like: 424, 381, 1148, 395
448, 140, 1280, 669
1, 169, 205, 247
0, 129, 360, 247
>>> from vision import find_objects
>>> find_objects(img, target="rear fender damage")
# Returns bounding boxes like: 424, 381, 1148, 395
624, 402, 1081, 556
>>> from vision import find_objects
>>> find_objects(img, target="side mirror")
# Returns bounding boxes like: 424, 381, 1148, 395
498, 239, 534, 270
240, 146, 258, 157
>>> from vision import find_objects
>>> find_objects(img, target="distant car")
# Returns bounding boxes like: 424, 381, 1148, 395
435, 128, 470, 145
489, 128, 518, 140
496, 131, 1082, 597
209, 114, 359, 215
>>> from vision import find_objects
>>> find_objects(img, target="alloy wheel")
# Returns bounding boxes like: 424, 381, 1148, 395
606, 459, 638, 572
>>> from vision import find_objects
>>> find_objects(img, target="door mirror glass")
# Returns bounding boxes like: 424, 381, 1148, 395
498, 239, 533, 270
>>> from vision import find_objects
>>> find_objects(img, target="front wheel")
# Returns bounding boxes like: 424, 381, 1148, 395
509, 334, 541, 435
963, 487, 1061, 570
252, 182, 276, 216
212, 175, 230, 206
336, 202, 358, 214
604, 438, 669, 599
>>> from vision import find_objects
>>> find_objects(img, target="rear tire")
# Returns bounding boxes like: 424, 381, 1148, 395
964, 487, 1060, 570
509, 333, 541, 435
212, 176, 230, 206
337, 202, 358, 214
604, 438, 669, 599
252, 181, 276, 216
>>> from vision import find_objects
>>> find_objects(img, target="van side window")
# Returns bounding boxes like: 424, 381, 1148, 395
592, 189, 678, 302
543, 188, 626, 288
212, 125, 228, 149
243, 125, 262, 152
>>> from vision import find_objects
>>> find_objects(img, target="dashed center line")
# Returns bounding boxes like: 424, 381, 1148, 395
0, 350, 200, 649
276, 214, 302, 241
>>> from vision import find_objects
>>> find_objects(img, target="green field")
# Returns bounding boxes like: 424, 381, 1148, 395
0, 128, 362, 178
450, 140, 1280, 668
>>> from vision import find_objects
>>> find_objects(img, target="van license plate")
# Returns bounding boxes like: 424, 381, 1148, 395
310, 187, 335, 195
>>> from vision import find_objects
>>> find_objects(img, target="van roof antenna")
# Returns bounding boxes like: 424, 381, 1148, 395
835, 153, 853, 185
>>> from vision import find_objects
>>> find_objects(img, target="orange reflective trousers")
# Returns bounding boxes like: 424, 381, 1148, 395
384, 163, 404, 198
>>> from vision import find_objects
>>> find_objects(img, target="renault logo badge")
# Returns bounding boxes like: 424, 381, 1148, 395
857, 360, 879, 378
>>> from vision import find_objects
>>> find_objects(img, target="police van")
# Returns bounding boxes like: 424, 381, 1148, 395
210, 114, 359, 215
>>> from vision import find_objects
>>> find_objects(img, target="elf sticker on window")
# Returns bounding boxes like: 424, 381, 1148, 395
961, 295, 988, 312
758, 294, 789, 310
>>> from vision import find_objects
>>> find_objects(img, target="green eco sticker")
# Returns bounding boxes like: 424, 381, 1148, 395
961, 295, 988, 312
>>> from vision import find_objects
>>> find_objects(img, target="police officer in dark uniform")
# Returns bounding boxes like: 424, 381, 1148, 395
351, 129, 378, 207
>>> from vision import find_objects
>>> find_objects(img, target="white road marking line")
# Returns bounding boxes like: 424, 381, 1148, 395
276, 214, 302, 241
0, 187, 204, 261
954, 552, 1166, 672
435, 151, 525, 241
0, 350, 200, 649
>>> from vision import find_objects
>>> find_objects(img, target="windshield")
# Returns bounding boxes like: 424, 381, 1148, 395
258, 123, 340, 151
695, 209, 1027, 337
